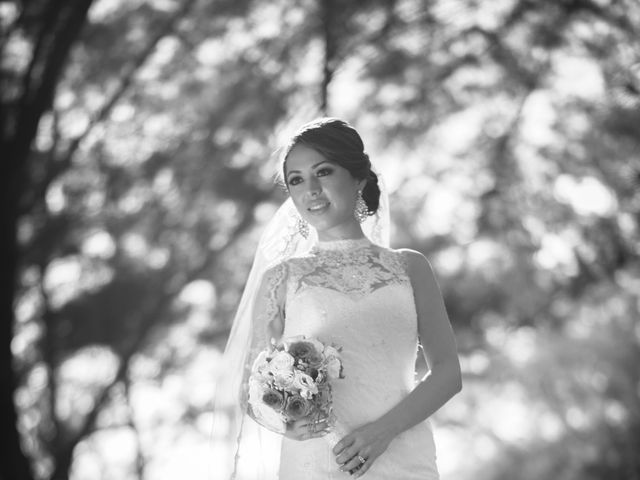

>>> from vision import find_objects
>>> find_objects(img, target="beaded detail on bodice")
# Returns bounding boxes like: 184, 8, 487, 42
285, 238, 410, 301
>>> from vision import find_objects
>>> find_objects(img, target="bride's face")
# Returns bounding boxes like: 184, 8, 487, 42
285, 144, 365, 238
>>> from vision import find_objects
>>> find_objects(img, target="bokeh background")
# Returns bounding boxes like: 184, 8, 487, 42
2, 0, 640, 479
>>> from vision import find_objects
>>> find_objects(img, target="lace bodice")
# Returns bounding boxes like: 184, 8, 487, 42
286, 237, 409, 299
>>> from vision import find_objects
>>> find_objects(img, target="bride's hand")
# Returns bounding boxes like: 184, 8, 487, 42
284, 418, 331, 441
333, 422, 393, 477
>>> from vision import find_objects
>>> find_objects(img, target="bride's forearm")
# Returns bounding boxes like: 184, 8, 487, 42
376, 359, 461, 439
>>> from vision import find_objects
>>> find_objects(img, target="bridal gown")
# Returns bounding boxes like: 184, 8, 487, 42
274, 237, 439, 480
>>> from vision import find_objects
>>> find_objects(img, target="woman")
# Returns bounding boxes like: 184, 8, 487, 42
217, 117, 461, 479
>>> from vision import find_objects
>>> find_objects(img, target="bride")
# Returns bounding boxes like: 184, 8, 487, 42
214, 118, 462, 479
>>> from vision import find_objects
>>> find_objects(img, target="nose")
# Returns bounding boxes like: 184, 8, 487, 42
306, 176, 322, 197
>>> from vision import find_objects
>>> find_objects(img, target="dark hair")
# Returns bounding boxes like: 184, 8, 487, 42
280, 117, 380, 216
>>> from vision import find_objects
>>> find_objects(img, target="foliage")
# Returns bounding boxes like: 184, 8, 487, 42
2, 0, 639, 479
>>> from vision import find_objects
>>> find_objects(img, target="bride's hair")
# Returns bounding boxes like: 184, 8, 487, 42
279, 117, 381, 216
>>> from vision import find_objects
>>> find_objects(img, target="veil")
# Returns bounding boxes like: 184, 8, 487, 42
211, 174, 390, 480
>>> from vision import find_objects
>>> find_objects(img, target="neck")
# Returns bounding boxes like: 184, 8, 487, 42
316, 225, 365, 242
314, 236, 371, 251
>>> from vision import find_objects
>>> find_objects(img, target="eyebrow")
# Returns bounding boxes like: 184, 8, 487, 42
286, 161, 333, 176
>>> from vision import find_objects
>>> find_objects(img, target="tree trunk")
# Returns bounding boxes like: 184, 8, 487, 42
0, 2, 95, 480
320, 0, 337, 115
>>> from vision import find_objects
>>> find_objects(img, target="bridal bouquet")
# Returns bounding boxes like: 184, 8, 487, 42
248, 335, 344, 433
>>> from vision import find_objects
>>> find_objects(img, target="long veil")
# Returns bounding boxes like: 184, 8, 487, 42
211, 175, 390, 480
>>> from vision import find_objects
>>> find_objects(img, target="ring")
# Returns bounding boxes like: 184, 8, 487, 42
357, 455, 366, 465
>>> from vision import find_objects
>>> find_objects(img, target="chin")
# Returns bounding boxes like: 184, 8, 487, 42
308, 217, 352, 235
307, 220, 329, 233
305, 217, 334, 233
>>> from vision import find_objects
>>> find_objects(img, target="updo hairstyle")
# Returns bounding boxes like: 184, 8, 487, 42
281, 117, 380, 216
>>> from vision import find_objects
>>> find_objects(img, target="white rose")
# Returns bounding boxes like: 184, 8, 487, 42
269, 351, 295, 375
273, 370, 295, 389
325, 356, 342, 380
251, 350, 270, 375
323, 345, 341, 359
292, 370, 318, 398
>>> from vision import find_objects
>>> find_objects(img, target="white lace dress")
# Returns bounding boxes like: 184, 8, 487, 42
270, 238, 439, 480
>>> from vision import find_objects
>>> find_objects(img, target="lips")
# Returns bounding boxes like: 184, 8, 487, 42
307, 201, 330, 214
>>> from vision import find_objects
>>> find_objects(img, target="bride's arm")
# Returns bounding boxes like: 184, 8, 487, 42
242, 263, 288, 433
380, 249, 462, 433
333, 249, 462, 476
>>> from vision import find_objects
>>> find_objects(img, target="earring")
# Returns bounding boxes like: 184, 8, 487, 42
354, 190, 368, 223
295, 213, 310, 238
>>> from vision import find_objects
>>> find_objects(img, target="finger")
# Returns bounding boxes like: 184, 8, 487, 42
306, 419, 327, 430
339, 456, 363, 474
304, 423, 317, 437
353, 459, 372, 478
312, 426, 332, 438
333, 436, 355, 456
336, 445, 360, 466
289, 425, 309, 440
303, 418, 332, 438
342, 453, 370, 475
289, 420, 305, 433
302, 425, 317, 441
353, 456, 378, 478
315, 421, 331, 433
351, 453, 373, 478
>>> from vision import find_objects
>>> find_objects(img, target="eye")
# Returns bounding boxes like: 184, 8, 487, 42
316, 167, 333, 177
288, 175, 302, 186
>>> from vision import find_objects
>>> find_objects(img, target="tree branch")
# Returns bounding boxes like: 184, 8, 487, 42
61, 0, 199, 164
48, 189, 269, 478
320, 0, 337, 114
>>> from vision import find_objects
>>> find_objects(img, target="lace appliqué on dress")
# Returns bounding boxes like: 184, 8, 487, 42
287, 245, 409, 299
241, 262, 288, 408
263, 262, 287, 334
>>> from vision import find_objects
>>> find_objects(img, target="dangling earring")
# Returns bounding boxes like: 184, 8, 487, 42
295, 213, 310, 238
354, 190, 368, 223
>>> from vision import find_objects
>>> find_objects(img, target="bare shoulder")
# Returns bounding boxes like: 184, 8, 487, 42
394, 247, 428, 262
394, 248, 438, 284
393, 247, 431, 269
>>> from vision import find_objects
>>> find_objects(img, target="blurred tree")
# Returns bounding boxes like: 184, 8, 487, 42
1, 2, 95, 480
4, 0, 640, 479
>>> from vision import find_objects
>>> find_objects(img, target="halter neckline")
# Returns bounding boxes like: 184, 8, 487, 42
313, 237, 372, 251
